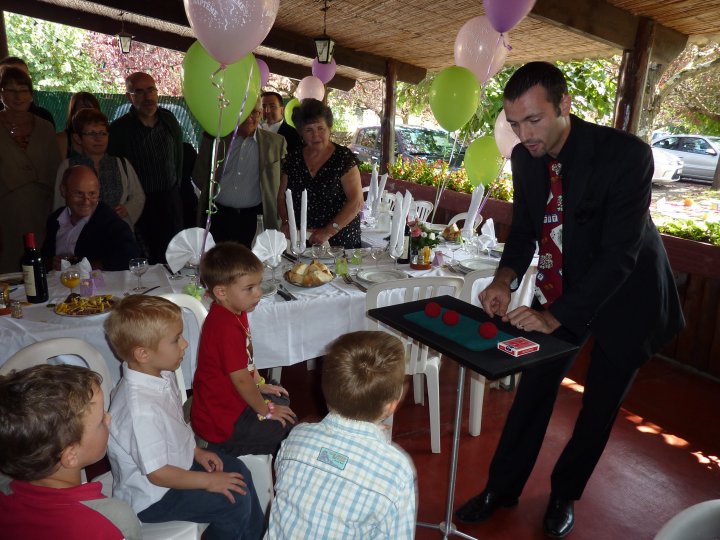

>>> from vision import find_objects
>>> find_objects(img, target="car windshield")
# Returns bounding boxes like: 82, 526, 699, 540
398, 127, 462, 157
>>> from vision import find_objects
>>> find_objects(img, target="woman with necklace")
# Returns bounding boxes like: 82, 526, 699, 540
0, 67, 60, 273
278, 98, 364, 249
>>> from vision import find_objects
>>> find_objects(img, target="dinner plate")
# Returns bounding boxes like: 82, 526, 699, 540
355, 269, 408, 284
261, 282, 278, 297
284, 270, 336, 288
0, 272, 24, 286
54, 295, 117, 318
458, 258, 499, 274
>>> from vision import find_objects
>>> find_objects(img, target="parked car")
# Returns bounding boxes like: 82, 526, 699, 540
651, 134, 720, 183
651, 147, 683, 184
348, 125, 466, 169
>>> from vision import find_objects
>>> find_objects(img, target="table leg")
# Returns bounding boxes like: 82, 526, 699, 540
417, 365, 478, 540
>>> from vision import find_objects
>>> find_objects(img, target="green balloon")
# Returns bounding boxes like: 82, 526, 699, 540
284, 98, 300, 128
429, 66, 481, 132
464, 135, 503, 187
183, 41, 260, 137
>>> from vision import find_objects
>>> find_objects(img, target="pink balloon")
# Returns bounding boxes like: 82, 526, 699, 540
454, 16, 508, 84
483, 0, 536, 34
257, 58, 270, 87
295, 76, 325, 101
494, 109, 521, 159
311, 58, 336, 84
184, 0, 280, 65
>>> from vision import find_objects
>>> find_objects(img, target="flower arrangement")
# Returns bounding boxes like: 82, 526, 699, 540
409, 220, 441, 250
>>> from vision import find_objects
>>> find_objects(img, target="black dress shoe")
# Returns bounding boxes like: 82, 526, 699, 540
455, 490, 519, 523
543, 495, 575, 538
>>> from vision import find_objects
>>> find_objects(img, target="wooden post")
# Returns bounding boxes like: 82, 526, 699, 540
0, 12, 9, 59
380, 59, 397, 175
613, 17, 655, 134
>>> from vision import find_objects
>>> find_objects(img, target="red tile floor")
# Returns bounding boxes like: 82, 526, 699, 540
279, 350, 720, 540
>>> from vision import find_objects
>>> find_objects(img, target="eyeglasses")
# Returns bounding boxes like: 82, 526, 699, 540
68, 191, 100, 201
1, 88, 31, 96
81, 131, 109, 138
128, 87, 158, 97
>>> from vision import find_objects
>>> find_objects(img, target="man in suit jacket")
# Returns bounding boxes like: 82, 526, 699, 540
194, 99, 287, 247
261, 91, 303, 153
455, 62, 684, 538
42, 166, 140, 271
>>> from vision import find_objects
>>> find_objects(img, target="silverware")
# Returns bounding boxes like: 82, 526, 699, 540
276, 288, 293, 301
282, 252, 298, 263
141, 285, 161, 295
342, 274, 367, 293
443, 263, 465, 275
277, 283, 298, 300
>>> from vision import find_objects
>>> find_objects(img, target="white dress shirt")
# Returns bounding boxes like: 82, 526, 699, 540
214, 130, 261, 209
55, 207, 90, 256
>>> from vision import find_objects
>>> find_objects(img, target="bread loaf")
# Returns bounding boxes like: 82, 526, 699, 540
288, 259, 333, 286
443, 223, 461, 240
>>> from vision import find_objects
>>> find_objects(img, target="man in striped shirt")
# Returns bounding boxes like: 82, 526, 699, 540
109, 72, 183, 264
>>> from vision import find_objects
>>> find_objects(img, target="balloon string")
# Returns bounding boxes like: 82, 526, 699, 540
221, 62, 256, 181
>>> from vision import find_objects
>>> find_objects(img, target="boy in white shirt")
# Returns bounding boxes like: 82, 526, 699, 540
105, 295, 264, 539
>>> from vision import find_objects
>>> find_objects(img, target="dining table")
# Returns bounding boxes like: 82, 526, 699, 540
0, 227, 538, 391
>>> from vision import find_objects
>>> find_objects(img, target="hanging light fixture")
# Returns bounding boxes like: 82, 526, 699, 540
117, 12, 134, 54
314, 0, 335, 64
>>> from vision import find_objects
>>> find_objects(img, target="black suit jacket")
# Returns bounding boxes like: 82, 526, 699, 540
277, 121, 303, 154
501, 115, 684, 365
42, 203, 141, 271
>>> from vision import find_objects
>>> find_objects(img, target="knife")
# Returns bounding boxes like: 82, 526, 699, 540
277, 284, 298, 301
141, 285, 161, 295
276, 288, 293, 301
282, 252, 298, 263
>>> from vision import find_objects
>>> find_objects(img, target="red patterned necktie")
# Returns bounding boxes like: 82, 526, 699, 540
535, 159, 563, 306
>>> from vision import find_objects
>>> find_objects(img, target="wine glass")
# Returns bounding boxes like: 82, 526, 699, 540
129, 257, 149, 292
370, 246, 384, 267
447, 236, 464, 265
266, 254, 282, 285
311, 243, 326, 260
60, 269, 81, 296
386, 245, 401, 268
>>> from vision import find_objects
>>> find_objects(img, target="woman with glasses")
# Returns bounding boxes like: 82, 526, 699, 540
0, 66, 60, 273
56, 91, 101, 159
53, 108, 145, 229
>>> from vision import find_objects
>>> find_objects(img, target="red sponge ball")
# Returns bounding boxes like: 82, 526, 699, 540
442, 309, 460, 326
479, 322, 498, 339
424, 302, 442, 318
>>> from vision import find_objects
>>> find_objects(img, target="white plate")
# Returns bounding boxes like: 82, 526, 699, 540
425, 223, 447, 232
356, 269, 408, 284
0, 272, 23, 285
458, 258, 499, 274
261, 282, 278, 297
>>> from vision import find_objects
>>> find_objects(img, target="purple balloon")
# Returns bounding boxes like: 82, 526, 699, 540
311, 57, 336, 84
257, 58, 270, 87
483, 0, 536, 34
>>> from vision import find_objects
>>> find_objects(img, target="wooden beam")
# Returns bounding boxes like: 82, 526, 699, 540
530, 0, 687, 64
0, 12, 8, 58
380, 59, 397, 174
255, 56, 355, 92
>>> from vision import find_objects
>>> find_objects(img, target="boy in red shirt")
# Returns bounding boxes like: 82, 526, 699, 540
191, 242, 296, 455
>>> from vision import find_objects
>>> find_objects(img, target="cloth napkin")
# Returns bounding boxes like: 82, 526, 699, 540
372, 173, 389, 218
251, 230, 286, 265
367, 163, 379, 214
300, 190, 308, 248
285, 189, 298, 251
463, 185, 486, 239
165, 227, 216, 273
61, 257, 92, 278
388, 191, 406, 256
478, 218, 497, 250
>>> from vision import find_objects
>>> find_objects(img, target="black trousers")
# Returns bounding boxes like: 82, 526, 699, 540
210, 203, 263, 248
135, 188, 183, 265
486, 329, 640, 501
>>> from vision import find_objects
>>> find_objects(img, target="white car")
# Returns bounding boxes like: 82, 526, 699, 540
652, 147, 683, 184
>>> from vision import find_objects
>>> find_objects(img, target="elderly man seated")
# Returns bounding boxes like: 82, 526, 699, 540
42, 165, 141, 271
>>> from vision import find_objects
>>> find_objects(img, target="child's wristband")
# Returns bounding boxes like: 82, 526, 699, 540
257, 400, 275, 421
256, 376, 266, 388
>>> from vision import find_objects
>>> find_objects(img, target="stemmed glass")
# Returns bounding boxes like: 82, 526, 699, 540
60, 269, 81, 297
266, 254, 282, 285
129, 257, 149, 292
370, 246, 384, 267
386, 245, 401, 268
447, 236, 464, 265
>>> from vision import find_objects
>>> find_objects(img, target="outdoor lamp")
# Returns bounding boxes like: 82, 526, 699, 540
314, 0, 335, 64
117, 31, 133, 54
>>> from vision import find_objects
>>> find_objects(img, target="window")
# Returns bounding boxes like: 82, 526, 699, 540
654, 137, 679, 150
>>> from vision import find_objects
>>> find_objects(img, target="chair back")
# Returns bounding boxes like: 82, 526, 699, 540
160, 293, 209, 404
381, 192, 396, 212
413, 200, 434, 223
1, 338, 114, 410
460, 267, 500, 305
365, 277, 464, 375
448, 211, 482, 231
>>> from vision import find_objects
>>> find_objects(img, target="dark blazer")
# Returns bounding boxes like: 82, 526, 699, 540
501, 115, 684, 365
277, 121, 303, 154
42, 202, 141, 271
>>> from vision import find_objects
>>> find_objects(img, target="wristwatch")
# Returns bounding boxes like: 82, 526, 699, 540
331, 222, 341, 232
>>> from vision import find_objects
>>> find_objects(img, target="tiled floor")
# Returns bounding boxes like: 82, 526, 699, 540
279, 351, 720, 540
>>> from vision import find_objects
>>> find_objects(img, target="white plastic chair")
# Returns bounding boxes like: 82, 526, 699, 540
448, 211, 483, 231
381, 191, 397, 213
366, 276, 464, 453
412, 200, 434, 223
655, 499, 720, 539
1, 338, 113, 410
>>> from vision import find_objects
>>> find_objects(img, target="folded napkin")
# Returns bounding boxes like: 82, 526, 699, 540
463, 185, 486, 239
478, 218, 497, 250
367, 163, 379, 214
61, 257, 92, 279
372, 173, 389, 218
388, 191, 405, 256
285, 189, 298, 251
166, 227, 216, 273
251, 230, 286, 266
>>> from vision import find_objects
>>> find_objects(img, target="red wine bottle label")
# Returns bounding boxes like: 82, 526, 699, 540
22, 265, 37, 296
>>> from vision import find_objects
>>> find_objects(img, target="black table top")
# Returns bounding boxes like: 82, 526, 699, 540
367, 295, 578, 379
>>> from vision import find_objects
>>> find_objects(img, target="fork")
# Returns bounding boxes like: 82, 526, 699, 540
342, 274, 367, 293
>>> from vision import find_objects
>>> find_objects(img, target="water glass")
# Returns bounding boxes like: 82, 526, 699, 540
129, 257, 149, 291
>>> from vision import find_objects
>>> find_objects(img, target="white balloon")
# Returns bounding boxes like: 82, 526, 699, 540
295, 76, 325, 101
454, 16, 509, 84
494, 109, 521, 159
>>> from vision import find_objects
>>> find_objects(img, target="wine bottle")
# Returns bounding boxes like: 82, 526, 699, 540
21, 232, 49, 303
398, 222, 411, 264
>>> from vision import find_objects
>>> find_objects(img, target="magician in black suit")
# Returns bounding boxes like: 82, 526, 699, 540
261, 91, 303, 153
455, 62, 684, 538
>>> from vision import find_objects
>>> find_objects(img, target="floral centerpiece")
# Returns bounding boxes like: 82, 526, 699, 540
409, 220, 441, 264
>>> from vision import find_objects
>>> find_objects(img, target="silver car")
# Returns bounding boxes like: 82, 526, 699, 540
652, 134, 720, 183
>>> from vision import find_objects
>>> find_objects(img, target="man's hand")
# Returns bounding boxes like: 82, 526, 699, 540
503, 306, 561, 334
260, 383, 289, 398
205, 471, 248, 503
479, 281, 512, 317
114, 204, 129, 218
194, 447, 224, 473
269, 404, 297, 428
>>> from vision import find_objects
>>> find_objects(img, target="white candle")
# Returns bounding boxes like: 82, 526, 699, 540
300, 189, 308, 248
285, 189, 297, 251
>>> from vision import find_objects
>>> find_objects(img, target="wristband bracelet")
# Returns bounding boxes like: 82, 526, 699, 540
257, 400, 275, 421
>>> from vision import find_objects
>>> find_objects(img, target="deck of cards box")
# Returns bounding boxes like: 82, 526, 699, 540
498, 337, 540, 357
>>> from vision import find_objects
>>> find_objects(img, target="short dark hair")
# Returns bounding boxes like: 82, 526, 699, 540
0, 66, 33, 93
0, 56, 27, 67
72, 107, 109, 135
0, 364, 102, 481
261, 91, 284, 106
293, 98, 333, 130
503, 61, 568, 114
66, 92, 101, 130
200, 242, 264, 301
322, 331, 406, 422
